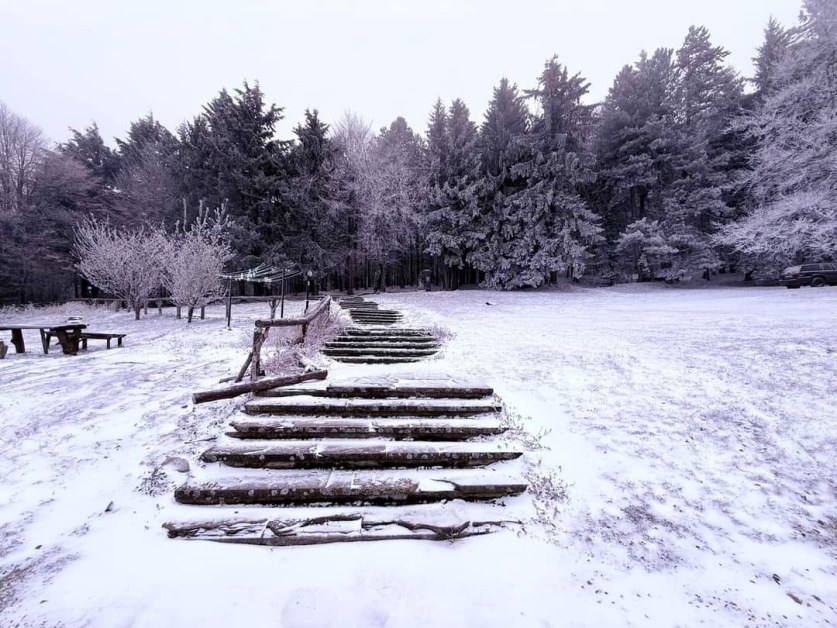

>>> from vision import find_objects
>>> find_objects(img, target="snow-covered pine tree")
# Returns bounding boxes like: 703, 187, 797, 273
485, 57, 602, 289
752, 17, 794, 99
660, 26, 743, 279
471, 78, 530, 287
284, 109, 347, 277
595, 48, 679, 271
716, 0, 837, 272
424, 98, 482, 289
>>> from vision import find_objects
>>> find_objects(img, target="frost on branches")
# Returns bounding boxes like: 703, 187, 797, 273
162, 202, 234, 323
717, 0, 837, 273
73, 218, 167, 320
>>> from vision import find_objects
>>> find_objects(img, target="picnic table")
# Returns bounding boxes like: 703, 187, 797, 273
0, 323, 87, 355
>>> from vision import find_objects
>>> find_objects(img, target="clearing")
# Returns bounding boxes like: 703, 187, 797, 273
0, 284, 835, 627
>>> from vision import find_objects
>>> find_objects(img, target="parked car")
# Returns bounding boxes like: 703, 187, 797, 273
779, 263, 837, 288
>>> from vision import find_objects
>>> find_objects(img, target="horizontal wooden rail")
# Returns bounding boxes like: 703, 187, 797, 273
254, 296, 331, 328
241, 297, 333, 383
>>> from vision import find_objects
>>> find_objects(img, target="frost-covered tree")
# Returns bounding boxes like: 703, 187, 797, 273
162, 202, 234, 322
74, 218, 168, 319
359, 117, 424, 290
615, 218, 678, 280
470, 78, 530, 286
596, 49, 679, 242
659, 26, 743, 278
717, 0, 837, 272
424, 98, 482, 288
475, 60, 602, 289
0, 101, 45, 215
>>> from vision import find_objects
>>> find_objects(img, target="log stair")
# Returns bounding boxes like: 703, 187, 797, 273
326, 297, 439, 364
169, 374, 527, 545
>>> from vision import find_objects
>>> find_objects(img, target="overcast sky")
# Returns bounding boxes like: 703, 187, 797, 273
1, 0, 802, 145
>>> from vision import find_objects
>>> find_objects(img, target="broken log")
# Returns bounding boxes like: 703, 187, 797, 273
192, 370, 327, 405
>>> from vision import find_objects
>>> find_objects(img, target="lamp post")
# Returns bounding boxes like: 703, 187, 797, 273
304, 270, 314, 313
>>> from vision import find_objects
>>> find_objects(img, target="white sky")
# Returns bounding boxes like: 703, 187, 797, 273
0, 0, 802, 145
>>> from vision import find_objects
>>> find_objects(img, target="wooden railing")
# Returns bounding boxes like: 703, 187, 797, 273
238, 296, 333, 382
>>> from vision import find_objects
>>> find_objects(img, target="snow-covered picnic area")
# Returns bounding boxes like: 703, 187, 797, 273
1, 283, 835, 627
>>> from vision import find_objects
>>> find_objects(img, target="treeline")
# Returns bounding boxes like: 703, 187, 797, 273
1, 0, 834, 304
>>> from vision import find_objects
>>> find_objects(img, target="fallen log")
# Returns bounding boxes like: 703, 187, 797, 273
192, 370, 327, 405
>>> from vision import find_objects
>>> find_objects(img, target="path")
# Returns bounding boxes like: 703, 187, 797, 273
165, 297, 528, 545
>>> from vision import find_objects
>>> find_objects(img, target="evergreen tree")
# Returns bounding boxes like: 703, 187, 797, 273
470, 78, 530, 286
113, 114, 181, 224
424, 98, 482, 288
752, 17, 793, 98
717, 0, 837, 272
285, 109, 346, 274
661, 26, 743, 278
59, 123, 120, 184
179, 82, 290, 265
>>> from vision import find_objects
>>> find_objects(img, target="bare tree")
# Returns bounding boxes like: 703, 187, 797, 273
161, 201, 234, 323
0, 101, 46, 215
74, 218, 167, 319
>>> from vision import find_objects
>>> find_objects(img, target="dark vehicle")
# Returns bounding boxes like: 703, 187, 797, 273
779, 263, 837, 288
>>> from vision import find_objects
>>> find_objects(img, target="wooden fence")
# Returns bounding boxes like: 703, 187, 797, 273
237, 296, 333, 382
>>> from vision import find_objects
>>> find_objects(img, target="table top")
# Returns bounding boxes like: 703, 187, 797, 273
0, 323, 87, 331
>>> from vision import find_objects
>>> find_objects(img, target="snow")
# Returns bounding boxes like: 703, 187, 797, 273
2, 284, 837, 626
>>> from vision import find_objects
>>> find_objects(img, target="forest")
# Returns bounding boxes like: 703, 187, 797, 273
0, 0, 834, 304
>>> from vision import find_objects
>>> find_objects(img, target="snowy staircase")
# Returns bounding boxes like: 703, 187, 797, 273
167, 374, 527, 545
324, 297, 439, 364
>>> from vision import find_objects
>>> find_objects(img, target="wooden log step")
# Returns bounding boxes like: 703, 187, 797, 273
174, 469, 528, 505
164, 514, 517, 546
331, 356, 425, 364
350, 316, 403, 322
200, 441, 522, 469
323, 347, 438, 357
255, 383, 491, 399
344, 328, 430, 336
350, 309, 400, 315
227, 417, 506, 439
244, 396, 502, 416
324, 383, 493, 399
325, 341, 439, 350
333, 336, 436, 344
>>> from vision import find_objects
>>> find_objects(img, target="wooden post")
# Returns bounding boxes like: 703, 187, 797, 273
176, 306, 181, 320
280, 269, 285, 318
157, 299, 163, 316
200, 306, 205, 320
226, 277, 233, 329
250, 328, 266, 382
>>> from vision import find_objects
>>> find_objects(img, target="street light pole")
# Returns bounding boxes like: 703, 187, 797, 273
305, 270, 313, 313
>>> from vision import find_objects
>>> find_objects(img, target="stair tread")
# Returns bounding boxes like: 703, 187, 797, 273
175, 468, 527, 505
331, 357, 425, 364
202, 440, 522, 468
244, 396, 501, 416
229, 417, 506, 437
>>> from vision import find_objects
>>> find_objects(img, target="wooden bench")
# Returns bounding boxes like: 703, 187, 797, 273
79, 332, 126, 350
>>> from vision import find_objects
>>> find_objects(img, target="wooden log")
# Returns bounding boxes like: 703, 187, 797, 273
192, 370, 327, 404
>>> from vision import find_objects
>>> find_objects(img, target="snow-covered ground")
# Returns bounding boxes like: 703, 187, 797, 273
1, 284, 836, 627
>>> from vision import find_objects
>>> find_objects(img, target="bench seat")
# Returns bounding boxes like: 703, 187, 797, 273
80, 332, 126, 349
